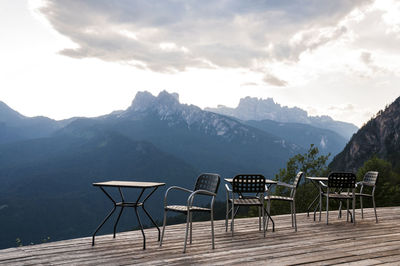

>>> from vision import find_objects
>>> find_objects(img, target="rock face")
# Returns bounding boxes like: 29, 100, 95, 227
206, 96, 358, 140
329, 96, 400, 172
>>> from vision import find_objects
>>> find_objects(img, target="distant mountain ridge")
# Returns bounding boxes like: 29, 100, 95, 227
329, 96, 400, 172
245, 119, 347, 157
205, 96, 358, 140
0, 101, 64, 143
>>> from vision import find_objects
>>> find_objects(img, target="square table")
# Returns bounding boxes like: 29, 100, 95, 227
305, 176, 328, 221
92, 181, 165, 249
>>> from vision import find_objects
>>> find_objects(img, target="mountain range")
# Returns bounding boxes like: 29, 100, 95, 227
206, 96, 358, 140
0, 91, 357, 249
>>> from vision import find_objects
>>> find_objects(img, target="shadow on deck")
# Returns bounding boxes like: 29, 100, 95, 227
1, 207, 400, 265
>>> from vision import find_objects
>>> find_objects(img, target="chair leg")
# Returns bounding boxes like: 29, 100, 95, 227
266, 199, 271, 231
189, 212, 193, 244
319, 189, 322, 222
293, 200, 297, 232
338, 201, 342, 219
183, 211, 190, 253
352, 197, 356, 225
225, 199, 229, 232
211, 210, 215, 249
262, 203, 266, 237
326, 196, 329, 225
160, 210, 167, 247
231, 203, 235, 237
360, 195, 364, 219
258, 206, 261, 231
373, 196, 378, 223
290, 202, 294, 228
346, 199, 349, 222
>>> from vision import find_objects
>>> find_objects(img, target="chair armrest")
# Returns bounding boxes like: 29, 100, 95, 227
187, 190, 217, 206
277, 181, 295, 189
164, 186, 193, 206
225, 184, 232, 192
319, 181, 327, 187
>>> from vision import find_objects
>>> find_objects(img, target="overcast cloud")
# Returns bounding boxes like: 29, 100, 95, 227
39, 0, 371, 83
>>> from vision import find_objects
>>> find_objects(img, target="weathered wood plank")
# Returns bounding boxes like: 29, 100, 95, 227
1, 207, 400, 265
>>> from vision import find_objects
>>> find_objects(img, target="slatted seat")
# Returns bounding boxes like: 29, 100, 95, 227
230, 198, 263, 205
323, 193, 353, 199
160, 173, 220, 253
268, 195, 294, 201
165, 205, 211, 212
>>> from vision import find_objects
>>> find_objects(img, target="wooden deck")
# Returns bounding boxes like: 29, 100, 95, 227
1, 207, 400, 265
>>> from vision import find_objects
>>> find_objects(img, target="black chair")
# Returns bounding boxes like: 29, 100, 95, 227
322, 172, 356, 225
226, 174, 267, 237
160, 173, 220, 253
357, 171, 379, 223
266, 171, 304, 231
339, 171, 379, 223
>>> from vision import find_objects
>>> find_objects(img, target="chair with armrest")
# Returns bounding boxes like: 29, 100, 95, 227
358, 171, 379, 223
339, 171, 379, 223
159, 173, 220, 253
265, 171, 304, 232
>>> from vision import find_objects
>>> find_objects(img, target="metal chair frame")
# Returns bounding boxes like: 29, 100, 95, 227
226, 174, 267, 237
358, 171, 379, 223
338, 171, 379, 223
266, 172, 304, 232
322, 172, 356, 225
159, 173, 220, 253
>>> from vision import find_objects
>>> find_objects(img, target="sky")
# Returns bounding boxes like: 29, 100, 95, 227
0, 0, 399, 127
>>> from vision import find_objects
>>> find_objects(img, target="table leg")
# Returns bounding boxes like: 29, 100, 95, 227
92, 186, 117, 246
135, 188, 146, 249
141, 187, 161, 241
134, 206, 146, 250
113, 207, 124, 238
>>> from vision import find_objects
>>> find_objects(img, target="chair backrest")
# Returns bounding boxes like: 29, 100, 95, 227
363, 171, 378, 186
232, 174, 265, 193
328, 172, 356, 189
194, 173, 220, 194
291, 171, 304, 197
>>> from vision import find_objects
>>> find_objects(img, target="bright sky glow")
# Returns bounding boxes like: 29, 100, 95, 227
0, 0, 399, 127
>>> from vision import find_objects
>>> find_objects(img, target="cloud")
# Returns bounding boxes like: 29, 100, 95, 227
360, 51, 372, 64
37, 0, 371, 72
263, 73, 288, 87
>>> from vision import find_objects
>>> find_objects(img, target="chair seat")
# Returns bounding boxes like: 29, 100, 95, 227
165, 205, 211, 213
339, 192, 373, 197
323, 193, 354, 199
266, 195, 294, 201
230, 198, 263, 206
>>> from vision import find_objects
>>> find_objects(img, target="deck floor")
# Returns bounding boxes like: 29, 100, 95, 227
1, 207, 400, 265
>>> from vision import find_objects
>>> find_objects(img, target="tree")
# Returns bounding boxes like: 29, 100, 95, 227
262, 144, 330, 216
357, 156, 400, 207
275, 144, 330, 184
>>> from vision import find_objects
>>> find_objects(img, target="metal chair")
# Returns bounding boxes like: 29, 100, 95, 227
226, 174, 267, 237
339, 171, 379, 223
160, 173, 220, 253
322, 172, 356, 225
265, 172, 304, 232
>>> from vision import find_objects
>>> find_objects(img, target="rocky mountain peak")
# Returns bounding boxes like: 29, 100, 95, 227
329, 96, 400, 172
129, 90, 181, 113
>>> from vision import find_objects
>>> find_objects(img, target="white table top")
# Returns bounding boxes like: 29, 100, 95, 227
93, 181, 165, 188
